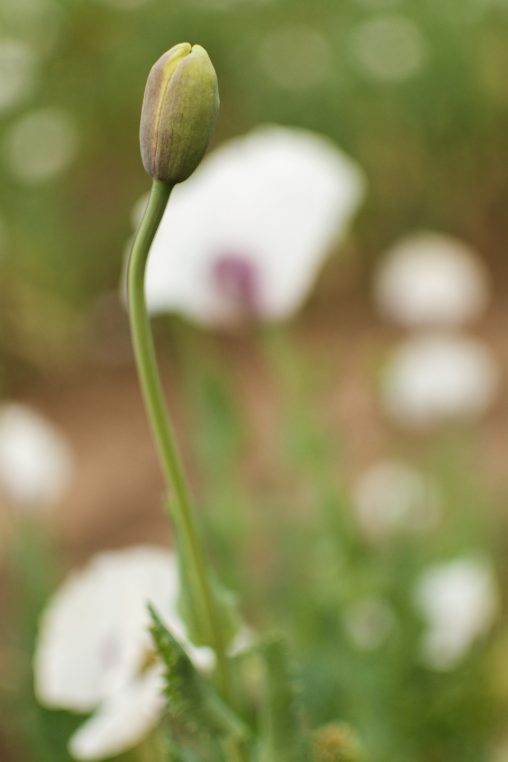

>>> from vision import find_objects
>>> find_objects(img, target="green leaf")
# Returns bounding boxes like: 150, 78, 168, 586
149, 605, 248, 747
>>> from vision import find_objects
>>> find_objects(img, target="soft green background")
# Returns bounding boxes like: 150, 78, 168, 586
1, 0, 508, 372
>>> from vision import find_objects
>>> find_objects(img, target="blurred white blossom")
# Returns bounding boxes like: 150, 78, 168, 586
69, 670, 164, 761
374, 232, 491, 328
0, 403, 73, 510
415, 558, 499, 670
0, 39, 37, 113
3, 108, 79, 184
259, 26, 333, 91
350, 15, 427, 82
343, 597, 395, 650
381, 334, 500, 427
133, 125, 365, 326
353, 459, 440, 541
34, 546, 214, 759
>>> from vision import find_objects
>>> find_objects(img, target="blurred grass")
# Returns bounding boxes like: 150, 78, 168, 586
169, 322, 506, 762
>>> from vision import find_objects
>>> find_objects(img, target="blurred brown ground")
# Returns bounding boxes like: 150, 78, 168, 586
12, 271, 508, 567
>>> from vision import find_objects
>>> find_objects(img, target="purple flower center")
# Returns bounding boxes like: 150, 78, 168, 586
212, 253, 260, 315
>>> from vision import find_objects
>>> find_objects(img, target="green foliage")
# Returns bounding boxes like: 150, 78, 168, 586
258, 638, 312, 762
168, 505, 241, 651
149, 606, 248, 761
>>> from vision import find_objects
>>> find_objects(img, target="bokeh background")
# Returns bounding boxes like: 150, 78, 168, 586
1, 0, 508, 761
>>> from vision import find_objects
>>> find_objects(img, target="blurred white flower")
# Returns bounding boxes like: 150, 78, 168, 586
374, 232, 491, 328
353, 459, 440, 541
134, 125, 365, 326
415, 558, 499, 670
381, 334, 500, 427
35, 546, 214, 759
343, 597, 395, 650
350, 15, 427, 82
69, 670, 164, 761
259, 26, 333, 91
3, 108, 79, 184
0, 39, 36, 113
0, 403, 73, 510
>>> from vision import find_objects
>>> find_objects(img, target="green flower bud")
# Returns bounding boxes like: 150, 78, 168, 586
140, 42, 219, 185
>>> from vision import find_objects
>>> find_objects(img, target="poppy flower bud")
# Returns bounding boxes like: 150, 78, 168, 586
140, 42, 219, 185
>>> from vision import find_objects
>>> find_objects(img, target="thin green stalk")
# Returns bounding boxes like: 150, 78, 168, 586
127, 178, 230, 701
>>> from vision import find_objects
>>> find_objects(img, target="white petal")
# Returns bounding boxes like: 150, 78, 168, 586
353, 459, 440, 541
415, 558, 499, 670
34, 546, 180, 711
0, 403, 73, 509
381, 334, 500, 427
143, 125, 365, 325
374, 232, 491, 328
69, 668, 165, 760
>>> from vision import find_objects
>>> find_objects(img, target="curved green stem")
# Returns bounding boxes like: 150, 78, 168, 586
127, 178, 230, 701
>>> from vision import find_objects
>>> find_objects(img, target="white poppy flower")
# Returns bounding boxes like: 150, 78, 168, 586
381, 334, 500, 427
353, 459, 440, 541
34, 546, 214, 759
138, 125, 365, 326
374, 232, 491, 328
0, 403, 73, 510
415, 558, 499, 670
68, 668, 165, 761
